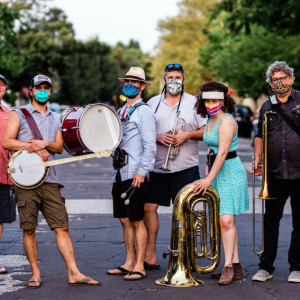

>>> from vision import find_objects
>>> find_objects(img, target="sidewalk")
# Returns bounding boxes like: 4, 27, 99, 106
1, 213, 299, 300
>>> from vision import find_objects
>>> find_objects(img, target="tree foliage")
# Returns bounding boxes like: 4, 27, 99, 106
149, 0, 217, 96
0, 3, 22, 80
200, 0, 300, 99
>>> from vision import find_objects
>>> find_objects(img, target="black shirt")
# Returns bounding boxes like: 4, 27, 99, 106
256, 89, 300, 179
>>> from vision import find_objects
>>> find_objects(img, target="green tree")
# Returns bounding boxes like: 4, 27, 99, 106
200, 0, 300, 99
149, 0, 217, 96
0, 3, 22, 84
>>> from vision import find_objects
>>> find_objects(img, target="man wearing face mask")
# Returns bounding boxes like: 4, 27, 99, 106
143, 64, 207, 269
107, 67, 156, 280
2, 75, 100, 288
251, 61, 300, 283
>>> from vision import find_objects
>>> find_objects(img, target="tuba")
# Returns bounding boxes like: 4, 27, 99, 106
252, 111, 275, 255
155, 183, 220, 287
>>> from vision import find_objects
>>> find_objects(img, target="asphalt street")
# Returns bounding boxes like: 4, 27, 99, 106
0, 137, 298, 299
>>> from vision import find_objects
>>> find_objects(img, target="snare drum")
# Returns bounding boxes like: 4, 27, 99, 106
61, 103, 122, 155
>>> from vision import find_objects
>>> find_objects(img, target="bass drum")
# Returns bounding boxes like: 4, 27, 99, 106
61, 103, 122, 155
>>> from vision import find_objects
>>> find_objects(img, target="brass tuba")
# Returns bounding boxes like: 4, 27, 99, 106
252, 111, 275, 255
155, 183, 220, 287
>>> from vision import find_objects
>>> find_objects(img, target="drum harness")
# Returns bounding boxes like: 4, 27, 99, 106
113, 102, 148, 171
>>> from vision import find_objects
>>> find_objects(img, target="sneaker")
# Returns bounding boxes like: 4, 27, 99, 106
288, 271, 300, 283
252, 269, 273, 282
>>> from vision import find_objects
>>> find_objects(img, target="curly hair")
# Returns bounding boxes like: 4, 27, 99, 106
266, 61, 295, 84
195, 81, 235, 118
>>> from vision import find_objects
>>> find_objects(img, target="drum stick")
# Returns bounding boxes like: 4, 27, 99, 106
124, 188, 136, 206
121, 186, 134, 199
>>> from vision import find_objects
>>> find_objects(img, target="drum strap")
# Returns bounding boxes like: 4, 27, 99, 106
19, 108, 43, 140
118, 102, 148, 123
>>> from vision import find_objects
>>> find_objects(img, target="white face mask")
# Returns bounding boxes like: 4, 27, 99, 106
166, 79, 183, 95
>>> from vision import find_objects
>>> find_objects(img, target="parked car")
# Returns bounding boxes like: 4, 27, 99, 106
234, 104, 255, 138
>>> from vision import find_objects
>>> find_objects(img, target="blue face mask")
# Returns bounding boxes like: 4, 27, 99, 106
122, 83, 140, 98
35, 90, 49, 103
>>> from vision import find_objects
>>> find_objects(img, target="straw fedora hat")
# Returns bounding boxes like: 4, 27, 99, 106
118, 67, 151, 86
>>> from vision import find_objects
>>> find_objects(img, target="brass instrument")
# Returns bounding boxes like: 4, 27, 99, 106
160, 111, 186, 171
252, 111, 275, 255
155, 184, 220, 287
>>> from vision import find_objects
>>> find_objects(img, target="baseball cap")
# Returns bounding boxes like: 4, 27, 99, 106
30, 74, 52, 87
0, 74, 7, 85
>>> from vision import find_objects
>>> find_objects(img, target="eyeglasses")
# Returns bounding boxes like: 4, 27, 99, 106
165, 63, 183, 71
271, 75, 289, 84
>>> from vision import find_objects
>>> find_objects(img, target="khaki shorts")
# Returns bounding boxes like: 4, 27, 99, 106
14, 183, 68, 230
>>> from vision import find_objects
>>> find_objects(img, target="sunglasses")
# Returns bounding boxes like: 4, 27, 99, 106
165, 63, 183, 71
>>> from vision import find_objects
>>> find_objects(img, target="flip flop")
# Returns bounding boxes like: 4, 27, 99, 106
68, 276, 101, 286
124, 271, 148, 281
0, 267, 8, 275
107, 266, 130, 275
27, 277, 42, 289
144, 262, 160, 270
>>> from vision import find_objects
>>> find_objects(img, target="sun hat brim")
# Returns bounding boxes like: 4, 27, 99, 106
118, 76, 151, 86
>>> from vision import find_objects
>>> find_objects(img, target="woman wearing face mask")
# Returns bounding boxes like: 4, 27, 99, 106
193, 81, 249, 285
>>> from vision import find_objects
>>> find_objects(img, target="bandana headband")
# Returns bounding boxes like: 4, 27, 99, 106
202, 91, 224, 99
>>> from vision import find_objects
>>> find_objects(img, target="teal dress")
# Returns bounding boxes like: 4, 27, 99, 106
204, 114, 249, 215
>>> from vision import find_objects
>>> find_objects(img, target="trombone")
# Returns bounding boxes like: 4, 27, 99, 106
252, 111, 275, 255
160, 110, 185, 171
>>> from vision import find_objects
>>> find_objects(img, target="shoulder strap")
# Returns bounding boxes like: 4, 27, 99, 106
19, 108, 43, 140
121, 102, 148, 122
272, 104, 300, 138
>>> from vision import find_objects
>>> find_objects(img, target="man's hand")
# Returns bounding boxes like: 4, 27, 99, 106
250, 157, 263, 176
157, 131, 175, 146
27, 140, 48, 153
132, 174, 145, 188
173, 129, 189, 147
36, 149, 49, 162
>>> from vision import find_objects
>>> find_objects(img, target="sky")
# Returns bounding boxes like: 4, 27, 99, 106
51, 0, 181, 53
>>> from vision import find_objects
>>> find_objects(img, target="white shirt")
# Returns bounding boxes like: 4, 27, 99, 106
148, 92, 207, 173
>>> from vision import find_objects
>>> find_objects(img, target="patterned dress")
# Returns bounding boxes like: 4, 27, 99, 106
204, 114, 249, 215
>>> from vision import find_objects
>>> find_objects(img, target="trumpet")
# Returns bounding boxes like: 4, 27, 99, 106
160, 111, 186, 171
252, 111, 275, 255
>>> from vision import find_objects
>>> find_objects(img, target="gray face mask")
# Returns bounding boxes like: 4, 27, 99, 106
166, 79, 183, 95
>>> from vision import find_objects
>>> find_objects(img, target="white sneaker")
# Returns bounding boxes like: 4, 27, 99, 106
252, 269, 273, 282
288, 271, 300, 283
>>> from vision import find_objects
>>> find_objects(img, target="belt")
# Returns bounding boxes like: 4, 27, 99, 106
206, 151, 237, 167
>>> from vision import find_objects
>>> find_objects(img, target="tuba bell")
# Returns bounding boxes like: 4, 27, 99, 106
155, 183, 220, 287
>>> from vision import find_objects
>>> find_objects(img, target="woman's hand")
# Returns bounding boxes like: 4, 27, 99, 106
193, 178, 212, 195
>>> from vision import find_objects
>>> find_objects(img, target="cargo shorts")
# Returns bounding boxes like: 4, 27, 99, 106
14, 183, 69, 230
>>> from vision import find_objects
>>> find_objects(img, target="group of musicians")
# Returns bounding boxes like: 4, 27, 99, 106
0, 60, 299, 288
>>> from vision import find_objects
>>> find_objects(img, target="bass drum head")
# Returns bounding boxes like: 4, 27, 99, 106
10, 151, 45, 187
79, 104, 122, 153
